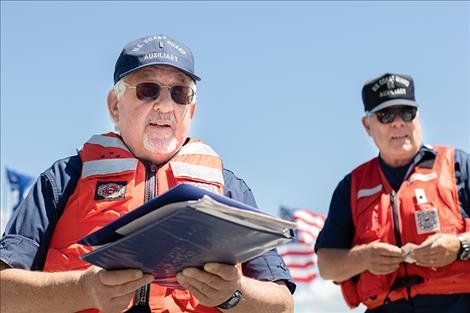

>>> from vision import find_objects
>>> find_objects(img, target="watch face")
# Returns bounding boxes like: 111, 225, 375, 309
226, 296, 240, 306
458, 234, 470, 261
217, 290, 242, 309
461, 249, 470, 261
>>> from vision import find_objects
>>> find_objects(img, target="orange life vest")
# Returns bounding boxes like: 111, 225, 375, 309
43, 132, 227, 313
340, 145, 470, 309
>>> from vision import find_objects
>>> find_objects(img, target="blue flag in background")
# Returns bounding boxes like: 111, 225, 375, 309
5, 168, 34, 212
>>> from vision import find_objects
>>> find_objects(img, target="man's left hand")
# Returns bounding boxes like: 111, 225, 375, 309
411, 233, 460, 267
176, 263, 241, 307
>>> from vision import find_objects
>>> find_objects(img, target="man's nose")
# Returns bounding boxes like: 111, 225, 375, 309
152, 87, 174, 112
390, 112, 406, 127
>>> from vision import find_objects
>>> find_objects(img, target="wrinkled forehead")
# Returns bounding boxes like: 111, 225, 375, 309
126, 65, 194, 85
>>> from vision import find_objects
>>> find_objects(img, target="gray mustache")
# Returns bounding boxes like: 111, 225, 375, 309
146, 112, 176, 124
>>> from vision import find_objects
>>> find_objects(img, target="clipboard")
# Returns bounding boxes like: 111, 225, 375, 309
79, 183, 296, 287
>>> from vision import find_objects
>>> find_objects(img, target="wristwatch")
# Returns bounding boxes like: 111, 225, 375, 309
217, 290, 243, 310
457, 234, 470, 261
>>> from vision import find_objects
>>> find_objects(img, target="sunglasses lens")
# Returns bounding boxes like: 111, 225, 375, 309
399, 108, 417, 122
135, 83, 161, 101
134, 83, 194, 104
377, 111, 395, 124
171, 86, 194, 105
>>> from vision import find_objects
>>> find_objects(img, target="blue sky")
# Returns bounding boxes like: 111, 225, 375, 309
1, 2, 469, 312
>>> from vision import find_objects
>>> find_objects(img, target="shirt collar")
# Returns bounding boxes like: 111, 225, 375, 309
402, 144, 437, 179
378, 144, 437, 181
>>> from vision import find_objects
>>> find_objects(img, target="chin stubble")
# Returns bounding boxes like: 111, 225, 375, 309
143, 133, 178, 154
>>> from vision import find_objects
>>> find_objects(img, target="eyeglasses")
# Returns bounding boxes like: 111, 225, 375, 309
369, 107, 417, 124
125, 82, 195, 105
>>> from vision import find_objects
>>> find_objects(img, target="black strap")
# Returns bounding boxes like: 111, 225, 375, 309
382, 275, 424, 305
390, 275, 424, 291
125, 284, 152, 313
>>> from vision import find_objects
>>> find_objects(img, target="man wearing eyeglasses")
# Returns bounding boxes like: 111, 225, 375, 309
315, 73, 470, 312
0, 34, 295, 313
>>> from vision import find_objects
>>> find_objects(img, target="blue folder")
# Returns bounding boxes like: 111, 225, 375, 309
79, 184, 295, 287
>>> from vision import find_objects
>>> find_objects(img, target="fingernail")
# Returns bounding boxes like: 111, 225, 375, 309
135, 271, 143, 279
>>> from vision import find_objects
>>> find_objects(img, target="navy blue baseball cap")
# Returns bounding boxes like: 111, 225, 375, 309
114, 34, 200, 84
362, 73, 418, 112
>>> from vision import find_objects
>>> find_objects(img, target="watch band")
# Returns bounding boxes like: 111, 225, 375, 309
217, 290, 243, 310
457, 234, 470, 261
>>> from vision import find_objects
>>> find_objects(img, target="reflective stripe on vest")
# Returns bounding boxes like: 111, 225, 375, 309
170, 161, 224, 185
408, 172, 437, 184
86, 134, 131, 151
82, 159, 138, 178
357, 184, 383, 199
178, 141, 219, 156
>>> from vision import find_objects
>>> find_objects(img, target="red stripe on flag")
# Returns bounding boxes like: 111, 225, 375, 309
280, 249, 314, 256
278, 208, 326, 284
284, 260, 315, 269
293, 273, 317, 283
294, 215, 324, 229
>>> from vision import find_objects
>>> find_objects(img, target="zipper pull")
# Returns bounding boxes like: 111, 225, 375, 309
391, 190, 396, 202
149, 163, 158, 173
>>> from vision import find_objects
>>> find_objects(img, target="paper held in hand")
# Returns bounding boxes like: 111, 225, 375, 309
79, 184, 296, 288
117, 195, 296, 238
402, 241, 433, 264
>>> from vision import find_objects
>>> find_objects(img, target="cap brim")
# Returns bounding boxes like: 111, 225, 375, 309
370, 99, 418, 113
118, 62, 201, 82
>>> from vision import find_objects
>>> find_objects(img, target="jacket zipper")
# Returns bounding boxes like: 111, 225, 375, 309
133, 163, 158, 308
390, 191, 402, 247
145, 163, 158, 202
390, 190, 413, 301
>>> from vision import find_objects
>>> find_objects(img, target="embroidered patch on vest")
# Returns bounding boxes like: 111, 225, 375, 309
95, 181, 127, 200
415, 208, 440, 234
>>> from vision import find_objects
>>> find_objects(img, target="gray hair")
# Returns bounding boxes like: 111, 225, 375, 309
113, 78, 127, 101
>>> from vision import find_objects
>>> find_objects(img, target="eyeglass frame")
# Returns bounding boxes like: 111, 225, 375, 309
124, 81, 196, 105
366, 106, 418, 124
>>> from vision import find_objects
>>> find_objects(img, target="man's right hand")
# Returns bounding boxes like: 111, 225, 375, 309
362, 242, 405, 275
317, 243, 405, 282
79, 266, 154, 313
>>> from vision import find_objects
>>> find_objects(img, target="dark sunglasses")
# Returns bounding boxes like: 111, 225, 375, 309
126, 82, 195, 105
370, 107, 417, 124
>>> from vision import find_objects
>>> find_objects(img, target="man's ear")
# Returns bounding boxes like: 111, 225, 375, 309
107, 90, 119, 124
189, 102, 197, 119
362, 116, 372, 137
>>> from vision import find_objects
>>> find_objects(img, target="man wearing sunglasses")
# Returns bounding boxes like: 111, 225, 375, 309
0, 34, 295, 313
315, 73, 470, 312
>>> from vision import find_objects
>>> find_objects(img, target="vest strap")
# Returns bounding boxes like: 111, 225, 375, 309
390, 275, 424, 291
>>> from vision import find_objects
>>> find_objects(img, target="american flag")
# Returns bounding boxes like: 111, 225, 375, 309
5, 168, 34, 212
277, 207, 326, 283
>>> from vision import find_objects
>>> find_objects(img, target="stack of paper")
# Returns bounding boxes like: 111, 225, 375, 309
79, 183, 296, 287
